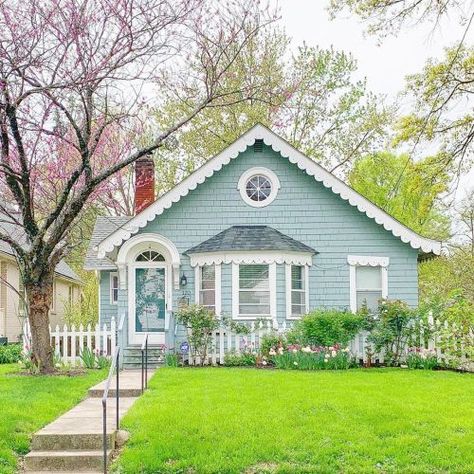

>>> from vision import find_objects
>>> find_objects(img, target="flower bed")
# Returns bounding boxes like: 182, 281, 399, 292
267, 344, 355, 370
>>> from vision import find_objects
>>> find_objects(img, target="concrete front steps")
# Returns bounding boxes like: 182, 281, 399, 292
122, 344, 166, 369
24, 370, 154, 473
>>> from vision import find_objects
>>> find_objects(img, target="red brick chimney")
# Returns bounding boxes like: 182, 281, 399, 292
134, 156, 155, 214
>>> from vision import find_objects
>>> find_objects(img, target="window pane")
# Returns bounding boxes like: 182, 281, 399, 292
201, 280, 215, 290
112, 288, 119, 303
239, 265, 269, 280
356, 266, 381, 289
239, 290, 270, 305
291, 291, 305, 306
239, 304, 270, 315
357, 290, 382, 311
201, 265, 215, 282
291, 265, 303, 290
292, 304, 305, 315
200, 290, 215, 306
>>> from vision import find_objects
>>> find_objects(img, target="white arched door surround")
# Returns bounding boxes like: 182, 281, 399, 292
116, 234, 181, 345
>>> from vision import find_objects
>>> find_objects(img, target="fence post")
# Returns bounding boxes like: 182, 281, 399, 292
62, 324, 69, 364
219, 325, 225, 364
71, 324, 77, 366
211, 330, 217, 366
54, 325, 60, 355
79, 324, 84, 364
110, 318, 116, 359
102, 323, 108, 356
95, 323, 101, 356
86, 323, 92, 351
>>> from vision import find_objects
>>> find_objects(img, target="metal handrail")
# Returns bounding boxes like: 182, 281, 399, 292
141, 333, 148, 394
102, 347, 120, 474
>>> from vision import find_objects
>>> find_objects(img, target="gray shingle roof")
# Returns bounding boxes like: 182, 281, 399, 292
185, 226, 317, 254
84, 216, 132, 270
0, 215, 81, 282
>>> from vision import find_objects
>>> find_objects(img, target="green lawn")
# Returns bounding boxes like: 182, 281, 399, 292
0, 364, 107, 474
115, 368, 474, 474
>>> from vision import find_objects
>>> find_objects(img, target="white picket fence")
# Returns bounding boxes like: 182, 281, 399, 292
186, 316, 474, 370
22, 317, 116, 366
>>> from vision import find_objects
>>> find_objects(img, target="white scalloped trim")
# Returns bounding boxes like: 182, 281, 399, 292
347, 255, 390, 267
189, 251, 313, 267
96, 124, 442, 258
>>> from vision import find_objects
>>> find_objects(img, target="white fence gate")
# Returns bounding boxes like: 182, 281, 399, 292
22, 317, 116, 366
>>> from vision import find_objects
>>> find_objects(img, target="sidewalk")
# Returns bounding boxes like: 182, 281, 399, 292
24, 369, 155, 473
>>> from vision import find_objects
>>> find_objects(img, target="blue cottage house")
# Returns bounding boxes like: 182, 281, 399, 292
85, 125, 441, 358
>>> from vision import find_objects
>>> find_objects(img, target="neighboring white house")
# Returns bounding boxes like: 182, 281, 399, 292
0, 224, 82, 343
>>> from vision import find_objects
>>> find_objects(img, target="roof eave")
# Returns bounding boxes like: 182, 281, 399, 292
96, 123, 443, 257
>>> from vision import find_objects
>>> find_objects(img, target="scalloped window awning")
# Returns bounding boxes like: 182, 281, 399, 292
189, 251, 313, 267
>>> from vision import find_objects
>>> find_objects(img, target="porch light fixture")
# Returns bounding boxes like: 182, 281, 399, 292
180, 273, 188, 286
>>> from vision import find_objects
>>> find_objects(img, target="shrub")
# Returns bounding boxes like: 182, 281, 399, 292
224, 351, 257, 367
175, 304, 219, 366
0, 344, 22, 364
80, 347, 96, 369
165, 353, 180, 367
260, 332, 287, 356
406, 348, 438, 370
367, 299, 416, 366
287, 309, 364, 347
79, 347, 110, 369
272, 345, 354, 370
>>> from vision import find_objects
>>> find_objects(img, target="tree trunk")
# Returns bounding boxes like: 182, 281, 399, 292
26, 274, 55, 374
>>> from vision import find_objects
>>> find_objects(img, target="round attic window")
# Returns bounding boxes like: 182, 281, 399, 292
238, 167, 280, 208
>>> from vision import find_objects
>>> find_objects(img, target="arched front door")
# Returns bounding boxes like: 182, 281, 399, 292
128, 250, 169, 345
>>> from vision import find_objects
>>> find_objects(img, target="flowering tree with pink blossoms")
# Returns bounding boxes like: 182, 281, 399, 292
0, 0, 278, 372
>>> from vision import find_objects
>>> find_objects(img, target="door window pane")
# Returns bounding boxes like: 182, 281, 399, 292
135, 267, 165, 332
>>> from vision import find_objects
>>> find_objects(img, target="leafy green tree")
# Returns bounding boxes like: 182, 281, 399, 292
348, 152, 451, 240
152, 33, 391, 191
330, 1, 474, 174
328, 1, 465, 36
395, 46, 474, 173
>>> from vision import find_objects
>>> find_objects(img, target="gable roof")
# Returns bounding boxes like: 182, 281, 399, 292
84, 216, 131, 270
96, 124, 442, 259
185, 226, 317, 255
0, 216, 81, 283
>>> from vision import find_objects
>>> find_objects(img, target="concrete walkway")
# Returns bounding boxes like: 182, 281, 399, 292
24, 369, 154, 473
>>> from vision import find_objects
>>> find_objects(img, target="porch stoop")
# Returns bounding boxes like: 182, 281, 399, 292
24, 369, 155, 473
122, 344, 166, 369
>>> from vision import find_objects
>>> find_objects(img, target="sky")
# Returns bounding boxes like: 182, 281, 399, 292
276, 1, 474, 196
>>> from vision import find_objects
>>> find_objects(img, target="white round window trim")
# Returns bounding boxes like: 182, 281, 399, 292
238, 167, 280, 208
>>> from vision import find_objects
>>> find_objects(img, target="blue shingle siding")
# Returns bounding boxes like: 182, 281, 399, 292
99, 271, 118, 326
101, 143, 419, 331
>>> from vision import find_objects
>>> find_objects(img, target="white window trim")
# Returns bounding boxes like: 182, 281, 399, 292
285, 264, 309, 320
232, 262, 276, 320
194, 264, 222, 316
348, 255, 389, 313
237, 167, 281, 208
110, 272, 119, 305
